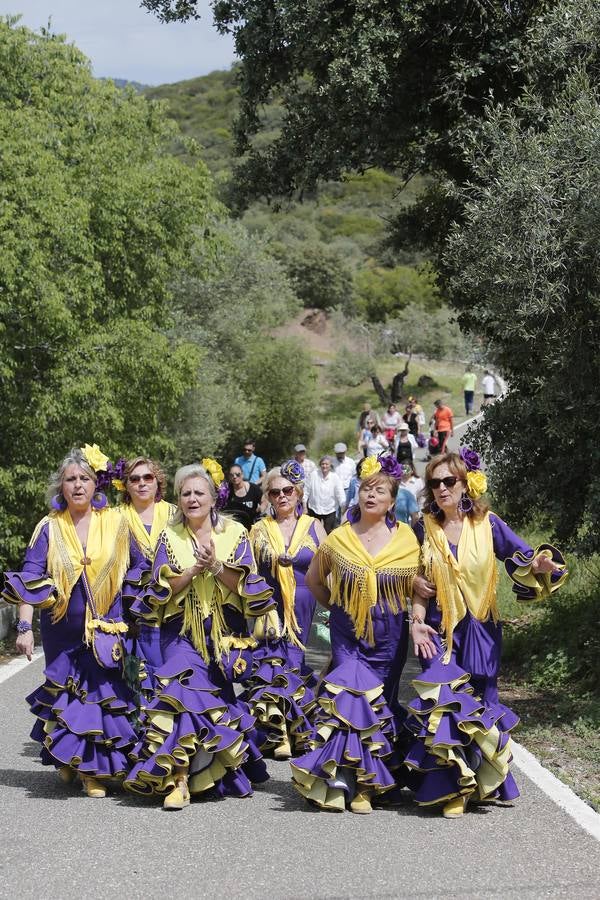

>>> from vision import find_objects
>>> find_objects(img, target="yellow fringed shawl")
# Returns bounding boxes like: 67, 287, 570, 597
121, 500, 175, 559
160, 521, 252, 665
250, 514, 317, 649
318, 520, 420, 646
45, 508, 130, 628
422, 512, 499, 662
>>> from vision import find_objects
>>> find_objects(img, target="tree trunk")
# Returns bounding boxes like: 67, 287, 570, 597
371, 374, 390, 406
391, 352, 412, 402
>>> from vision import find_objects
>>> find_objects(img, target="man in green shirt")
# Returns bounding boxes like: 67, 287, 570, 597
462, 367, 477, 415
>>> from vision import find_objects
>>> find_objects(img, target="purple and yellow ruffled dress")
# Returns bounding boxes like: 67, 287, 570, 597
2, 509, 137, 780
121, 500, 176, 693
243, 514, 322, 754
404, 512, 567, 807
124, 518, 275, 800
291, 520, 420, 810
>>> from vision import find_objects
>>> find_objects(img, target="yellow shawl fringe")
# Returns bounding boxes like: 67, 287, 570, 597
121, 500, 175, 559
318, 521, 420, 647
162, 521, 251, 666
45, 509, 130, 629
422, 512, 499, 663
250, 514, 317, 649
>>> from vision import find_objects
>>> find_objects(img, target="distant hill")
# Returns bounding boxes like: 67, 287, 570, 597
145, 68, 424, 272
105, 77, 149, 93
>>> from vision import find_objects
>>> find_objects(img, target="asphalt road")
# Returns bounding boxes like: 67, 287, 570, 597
1, 652, 599, 900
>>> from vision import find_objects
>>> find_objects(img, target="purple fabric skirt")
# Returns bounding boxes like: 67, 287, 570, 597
404, 608, 520, 806
125, 632, 268, 800
243, 638, 316, 754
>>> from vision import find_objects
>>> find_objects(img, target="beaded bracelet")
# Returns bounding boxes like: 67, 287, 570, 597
209, 560, 224, 577
16, 620, 33, 634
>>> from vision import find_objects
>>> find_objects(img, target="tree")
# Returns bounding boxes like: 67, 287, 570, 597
270, 240, 355, 310
354, 264, 440, 321
444, 65, 600, 552
0, 19, 218, 567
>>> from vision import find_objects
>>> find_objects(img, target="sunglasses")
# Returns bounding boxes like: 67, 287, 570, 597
230, 472, 243, 478
268, 486, 295, 499
129, 473, 156, 484
428, 476, 460, 489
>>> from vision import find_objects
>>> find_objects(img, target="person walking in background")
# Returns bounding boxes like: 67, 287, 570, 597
399, 463, 425, 509
293, 443, 316, 478
357, 415, 375, 457
332, 442, 357, 505
381, 403, 402, 443
234, 439, 266, 485
394, 421, 417, 466
462, 366, 477, 415
305, 456, 346, 533
481, 370, 497, 408
366, 424, 389, 457
224, 464, 263, 531
430, 399, 454, 453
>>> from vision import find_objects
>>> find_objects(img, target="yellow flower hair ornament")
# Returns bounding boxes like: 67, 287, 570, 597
466, 470, 487, 499
201, 457, 225, 487
360, 456, 382, 479
80, 443, 110, 472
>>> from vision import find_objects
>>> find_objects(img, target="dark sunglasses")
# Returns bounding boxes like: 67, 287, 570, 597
268, 486, 295, 498
428, 476, 459, 489
230, 472, 243, 478
129, 473, 156, 484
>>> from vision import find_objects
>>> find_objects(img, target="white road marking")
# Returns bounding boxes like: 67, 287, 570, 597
0, 651, 43, 684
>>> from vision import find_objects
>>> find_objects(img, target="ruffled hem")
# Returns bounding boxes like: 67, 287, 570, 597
124, 653, 267, 799
290, 659, 400, 811
404, 657, 520, 806
26, 645, 138, 778
244, 641, 316, 754
505, 542, 567, 601
2, 571, 56, 608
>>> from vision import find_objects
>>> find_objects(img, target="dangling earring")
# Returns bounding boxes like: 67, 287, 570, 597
429, 500, 441, 516
269, 504, 276, 518
346, 504, 361, 523
155, 487, 162, 502
385, 508, 396, 529
51, 494, 67, 511
458, 493, 473, 514
210, 507, 219, 527
295, 501, 304, 518
91, 492, 107, 510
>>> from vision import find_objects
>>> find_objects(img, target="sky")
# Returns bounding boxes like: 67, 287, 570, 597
3, 1, 236, 85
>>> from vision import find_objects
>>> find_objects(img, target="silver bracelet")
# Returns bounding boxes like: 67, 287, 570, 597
209, 560, 224, 577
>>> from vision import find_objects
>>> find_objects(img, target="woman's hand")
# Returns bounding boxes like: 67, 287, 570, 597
531, 554, 564, 575
192, 538, 217, 572
16, 631, 34, 661
412, 575, 436, 601
411, 621, 438, 659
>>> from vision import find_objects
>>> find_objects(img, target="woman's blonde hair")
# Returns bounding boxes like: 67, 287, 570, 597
422, 452, 489, 520
171, 464, 230, 532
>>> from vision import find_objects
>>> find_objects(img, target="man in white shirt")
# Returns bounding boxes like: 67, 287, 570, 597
481, 370, 497, 408
331, 442, 357, 504
305, 456, 346, 533
293, 443, 317, 477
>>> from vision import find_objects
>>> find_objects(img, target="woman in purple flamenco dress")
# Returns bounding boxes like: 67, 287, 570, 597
119, 455, 176, 693
244, 461, 326, 760
2, 445, 138, 799
405, 449, 567, 818
124, 460, 275, 810
291, 455, 423, 814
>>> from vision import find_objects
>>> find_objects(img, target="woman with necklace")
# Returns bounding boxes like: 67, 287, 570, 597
405, 449, 567, 818
121, 456, 176, 692
125, 459, 274, 809
291, 454, 423, 814
245, 461, 326, 759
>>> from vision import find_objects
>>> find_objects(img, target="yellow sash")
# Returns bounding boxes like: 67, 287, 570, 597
45, 508, 130, 627
250, 514, 317, 648
160, 520, 247, 663
421, 512, 499, 662
318, 520, 420, 646
121, 500, 174, 559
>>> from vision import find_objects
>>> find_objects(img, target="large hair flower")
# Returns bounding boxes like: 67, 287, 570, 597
360, 456, 382, 479
459, 446, 481, 472
80, 443, 110, 472
378, 454, 404, 480
215, 480, 230, 510
95, 457, 127, 493
202, 457, 225, 488
466, 470, 487, 499
280, 459, 304, 484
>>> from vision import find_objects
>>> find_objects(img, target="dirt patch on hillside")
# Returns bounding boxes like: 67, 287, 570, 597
272, 308, 336, 361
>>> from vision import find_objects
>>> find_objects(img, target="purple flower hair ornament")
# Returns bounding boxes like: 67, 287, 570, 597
215, 480, 230, 510
280, 459, 304, 484
378, 454, 404, 480
459, 446, 481, 472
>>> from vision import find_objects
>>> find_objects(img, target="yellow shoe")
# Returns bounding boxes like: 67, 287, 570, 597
81, 775, 106, 799
273, 737, 292, 760
350, 790, 373, 815
163, 781, 190, 810
442, 796, 466, 818
57, 765, 76, 785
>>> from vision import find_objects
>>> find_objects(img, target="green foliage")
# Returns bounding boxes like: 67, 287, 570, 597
270, 241, 354, 311
384, 304, 467, 359
0, 19, 218, 569
354, 264, 440, 320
